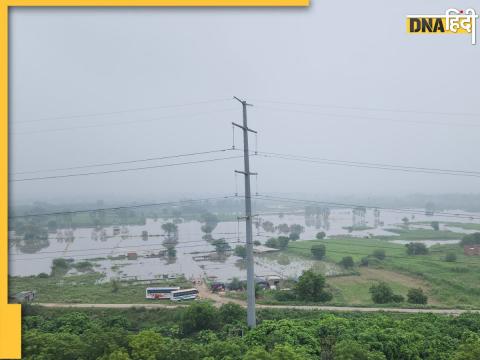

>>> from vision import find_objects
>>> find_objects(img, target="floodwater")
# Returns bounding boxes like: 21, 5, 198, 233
9, 207, 480, 281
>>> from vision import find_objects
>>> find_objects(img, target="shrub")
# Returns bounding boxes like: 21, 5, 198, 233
391, 294, 405, 303
266, 237, 289, 250
339, 256, 354, 269
431, 221, 440, 231
228, 277, 245, 291
111, 279, 119, 293
37, 272, 49, 278
445, 253, 457, 262
372, 249, 386, 260
360, 257, 369, 266
273, 290, 297, 302
311, 244, 326, 260
407, 288, 428, 304
234, 245, 247, 259
369, 282, 394, 304
405, 242, 429, 255
316, 231, 326, 240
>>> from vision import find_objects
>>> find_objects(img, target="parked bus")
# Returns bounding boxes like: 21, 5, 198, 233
170, 288, 199, 301
145, 287, 180, 300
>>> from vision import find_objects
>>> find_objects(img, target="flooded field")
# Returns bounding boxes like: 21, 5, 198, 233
9, 207, 480, 281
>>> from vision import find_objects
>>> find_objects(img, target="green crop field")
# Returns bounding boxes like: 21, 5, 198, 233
283, 235, 480, 308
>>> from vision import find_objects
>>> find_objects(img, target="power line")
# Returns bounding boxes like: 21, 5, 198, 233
255, 195, 480, 220
12, 148, 232, 175
9, 196, 235, 219
254, 105, 480, 128
252, 99, 480, 119
16, 98, 232, 124
10, 155, 243, 182
13, 107, 237, 135
254, 151, 480, 178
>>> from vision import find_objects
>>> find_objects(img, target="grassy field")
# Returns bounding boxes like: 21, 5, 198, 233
284, 235, 480, 308
9, 273, 192, 304
413, 221, 480, 231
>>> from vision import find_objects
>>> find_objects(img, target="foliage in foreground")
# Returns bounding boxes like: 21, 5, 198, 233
20, 304, 480, 360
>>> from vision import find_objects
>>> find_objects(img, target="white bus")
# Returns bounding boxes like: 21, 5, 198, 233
145, 287, 180, 300
170, 288, 199, 301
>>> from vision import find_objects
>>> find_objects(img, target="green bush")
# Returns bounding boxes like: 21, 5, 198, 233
405, 242, 429, 255
445, 253, 457, 262
407, 288, 428, 304
372, 249, 386, 260
339, 256, 354, 268
311, 244, 326, 260
369, 282, 394, 304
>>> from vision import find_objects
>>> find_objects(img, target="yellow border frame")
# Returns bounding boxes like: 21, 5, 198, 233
0, 0, 308, 358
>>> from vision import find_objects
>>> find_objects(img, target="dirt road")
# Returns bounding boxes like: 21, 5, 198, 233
33, 280, 479, 315
35, 302, 479, 315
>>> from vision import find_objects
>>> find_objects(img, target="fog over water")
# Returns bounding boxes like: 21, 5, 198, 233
8, 1, 480, 205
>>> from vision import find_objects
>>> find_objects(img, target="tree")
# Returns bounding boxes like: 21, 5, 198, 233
339, 256, 354, 269
402, 217, 410, 227
452, 337, 480, 360
200, 212, 219, 239
276, 223, 290, 234
311, 244, 326, 260
262, 221, 275, 233
218, 303, 245, 324
161, 222, 178, 241
431, 221, 440, 231
295, 270, 331, 302
289, 224, 304, 236
460, 232, 480, 246
369, 282, 394, 304
212, 238, 231, 254
166, 246, 177, 259
181, 302, 219, 336
289, 233, 300, 241
405, 242, 428, 255
228, 277, 245, 291
316, 231, 326, 240
334, 340, 386, 360
100, 349, 131, 360
23, 330, 87, 360
129, 330, 169, 360
234, 245, 246, 259
372, 249, 386, 260
407, 288, 428, 304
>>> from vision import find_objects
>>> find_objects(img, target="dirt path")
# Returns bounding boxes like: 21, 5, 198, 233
35, 302, 479, 315
197, 278, 245, 306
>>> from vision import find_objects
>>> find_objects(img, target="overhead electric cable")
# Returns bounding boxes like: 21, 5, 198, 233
11, 155, 243, 182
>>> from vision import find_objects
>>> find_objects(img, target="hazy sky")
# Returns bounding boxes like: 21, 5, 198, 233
9, 1, 480, 204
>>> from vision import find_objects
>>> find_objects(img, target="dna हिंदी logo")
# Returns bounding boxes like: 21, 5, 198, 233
406, 8, 478, 45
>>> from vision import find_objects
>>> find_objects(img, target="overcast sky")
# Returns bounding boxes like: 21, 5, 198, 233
8, 1, 480, 204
